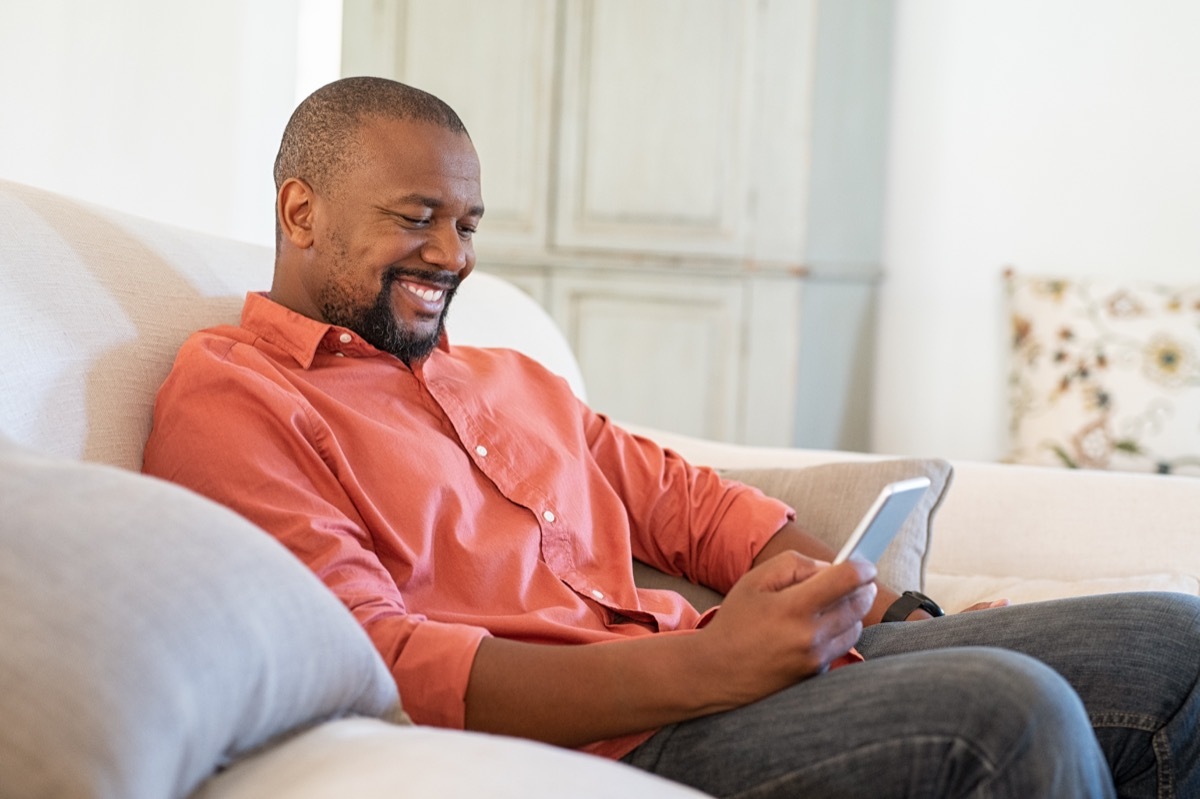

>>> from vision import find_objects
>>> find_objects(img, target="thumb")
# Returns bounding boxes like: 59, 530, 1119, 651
746, 550, 826, 593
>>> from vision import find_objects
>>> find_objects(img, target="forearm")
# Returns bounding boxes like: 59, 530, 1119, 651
465, 553, 877, 749
464, 631, 728, 748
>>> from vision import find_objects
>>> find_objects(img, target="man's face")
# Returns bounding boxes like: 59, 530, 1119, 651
303, 117, 484, 362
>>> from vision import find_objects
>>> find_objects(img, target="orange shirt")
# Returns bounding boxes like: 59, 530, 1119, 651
143, 292, 793, 759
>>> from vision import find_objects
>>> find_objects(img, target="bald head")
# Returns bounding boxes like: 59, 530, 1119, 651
273, 77, 468, 199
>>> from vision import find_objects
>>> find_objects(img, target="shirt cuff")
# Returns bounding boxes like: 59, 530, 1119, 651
391, 618, 492, 729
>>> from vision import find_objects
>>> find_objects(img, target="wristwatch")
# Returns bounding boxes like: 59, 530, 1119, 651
882, 590, 945, 622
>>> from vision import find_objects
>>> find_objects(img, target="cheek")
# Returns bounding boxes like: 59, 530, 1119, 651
319, 239, 384, 301
459, 257, 477, 282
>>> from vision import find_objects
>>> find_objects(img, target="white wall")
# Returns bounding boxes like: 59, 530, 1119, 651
874, 0, 1200, 460
0, 0, 342, 247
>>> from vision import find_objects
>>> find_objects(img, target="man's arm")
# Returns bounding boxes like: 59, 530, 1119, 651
465, 551, 876, 748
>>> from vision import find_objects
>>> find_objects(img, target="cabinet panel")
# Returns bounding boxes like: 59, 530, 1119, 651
550, 272, 742, 441
555, 0, 755, 256
392, 0, 556, 250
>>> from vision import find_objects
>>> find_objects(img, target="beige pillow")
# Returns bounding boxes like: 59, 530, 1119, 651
634, 459, 953, 611
1006, 269, 1200, 476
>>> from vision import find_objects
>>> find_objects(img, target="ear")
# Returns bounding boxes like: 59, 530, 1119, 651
277, 178, 316, 249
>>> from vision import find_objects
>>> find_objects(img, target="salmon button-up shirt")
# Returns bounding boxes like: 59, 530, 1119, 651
143, 291, 794, 759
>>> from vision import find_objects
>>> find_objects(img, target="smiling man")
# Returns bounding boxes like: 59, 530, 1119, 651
143, 77, 1200, 798
268, 85, 483, 364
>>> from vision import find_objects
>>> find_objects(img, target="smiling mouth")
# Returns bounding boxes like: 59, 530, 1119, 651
401, 282, 446, 302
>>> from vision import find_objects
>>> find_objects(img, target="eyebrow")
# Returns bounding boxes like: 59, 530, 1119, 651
387, 193, 485, 218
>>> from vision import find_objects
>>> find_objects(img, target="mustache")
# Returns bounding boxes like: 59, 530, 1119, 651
382, 266, 462, 292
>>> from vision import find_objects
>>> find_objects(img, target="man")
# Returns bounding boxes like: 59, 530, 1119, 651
144, 77, 1200, 797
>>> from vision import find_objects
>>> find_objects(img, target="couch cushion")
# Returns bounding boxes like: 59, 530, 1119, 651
634, 459, 952, 609
0, 178, 271, 471
1006, 269, 1200, 476
0, 438, 405, 799
192, 718, 708, 799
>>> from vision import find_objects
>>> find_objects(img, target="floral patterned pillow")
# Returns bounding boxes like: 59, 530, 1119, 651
1006, 270, 1200, 476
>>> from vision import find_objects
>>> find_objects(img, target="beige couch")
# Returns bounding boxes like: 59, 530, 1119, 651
2, 178, 1198, 798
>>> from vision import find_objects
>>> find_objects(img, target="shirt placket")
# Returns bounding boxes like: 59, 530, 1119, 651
421, 367, 631, 616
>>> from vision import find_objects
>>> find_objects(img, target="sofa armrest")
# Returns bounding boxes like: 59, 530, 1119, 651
931, 461, 1200, 582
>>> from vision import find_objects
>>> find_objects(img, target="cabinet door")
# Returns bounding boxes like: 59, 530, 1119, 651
555, 0, 752, 258
549, 270, 743, 441
379, 0, 558, 252
554, 0, 817, 261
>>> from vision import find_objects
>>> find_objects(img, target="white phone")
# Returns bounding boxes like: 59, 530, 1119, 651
832, 477, 932, 565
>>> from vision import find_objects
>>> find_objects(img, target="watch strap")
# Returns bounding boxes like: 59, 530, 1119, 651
882, 590, 945, 623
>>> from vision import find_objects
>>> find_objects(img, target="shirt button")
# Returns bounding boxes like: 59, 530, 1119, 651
338, 332, 353, 344
334, 352, 345, 358
591, 589, 605, 600
542, 510, 556, 523
475, 445, 488, 457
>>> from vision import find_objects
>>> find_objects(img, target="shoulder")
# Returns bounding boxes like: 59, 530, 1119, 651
173, 324, 250, 364
158, 323, 312, 415
170, 322, 294, 378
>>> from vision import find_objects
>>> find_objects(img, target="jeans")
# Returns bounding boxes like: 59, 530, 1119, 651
621, 592, 1200, 798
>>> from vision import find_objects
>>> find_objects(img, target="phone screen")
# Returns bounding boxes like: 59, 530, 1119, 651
833, 477, 931, 565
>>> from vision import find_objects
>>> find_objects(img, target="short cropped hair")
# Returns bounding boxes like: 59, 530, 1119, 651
273, 76, 468, 196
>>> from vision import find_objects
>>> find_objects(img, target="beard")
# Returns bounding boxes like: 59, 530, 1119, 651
321, 267, 460, 365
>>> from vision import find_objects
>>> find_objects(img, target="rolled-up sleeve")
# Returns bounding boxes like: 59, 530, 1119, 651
580, 404, 794, 595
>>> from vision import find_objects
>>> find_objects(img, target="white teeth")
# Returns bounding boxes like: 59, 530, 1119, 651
404, 284, 445, 302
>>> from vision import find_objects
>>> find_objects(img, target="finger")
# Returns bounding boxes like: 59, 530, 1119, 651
961, 598, 1011, 613
785, 559, 877, 614
825, 619, 865, 659
820, 580, 877, 628
748, 550, 826, 593
813, 610, 868, 668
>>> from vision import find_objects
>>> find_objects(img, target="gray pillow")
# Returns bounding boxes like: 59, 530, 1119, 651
634, 459, 953, 611
0, 438, 406, 799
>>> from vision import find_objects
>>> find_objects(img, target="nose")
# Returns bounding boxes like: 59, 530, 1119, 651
420, 224, 472, 275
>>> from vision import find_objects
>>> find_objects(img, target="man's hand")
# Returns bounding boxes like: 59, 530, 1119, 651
464, 552, 875, 747
693, 551, 877, 710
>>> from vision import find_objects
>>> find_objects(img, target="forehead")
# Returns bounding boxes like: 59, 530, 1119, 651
347, 116, 481, 201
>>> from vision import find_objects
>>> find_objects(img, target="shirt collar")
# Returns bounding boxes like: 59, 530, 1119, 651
239, 291, 451, 369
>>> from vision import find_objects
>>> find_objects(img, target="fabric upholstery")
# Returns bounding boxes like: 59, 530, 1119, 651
1006, 269, 1200, 476
192, 718, 708, 798
0, 438, 405, 799
927, 571, 1200, 614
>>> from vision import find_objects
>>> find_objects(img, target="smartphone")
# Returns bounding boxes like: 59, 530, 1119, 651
832, 476, 932, 565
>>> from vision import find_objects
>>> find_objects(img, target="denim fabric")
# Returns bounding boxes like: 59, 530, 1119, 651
622, 592, 1200, 798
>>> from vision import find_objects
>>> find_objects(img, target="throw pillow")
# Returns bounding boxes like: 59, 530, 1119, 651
1006, 270, 1200, 476
633, 459, 953, 609
0, 438, 406, 799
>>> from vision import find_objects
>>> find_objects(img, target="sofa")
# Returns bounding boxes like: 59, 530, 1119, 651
2, 177, 1198, 798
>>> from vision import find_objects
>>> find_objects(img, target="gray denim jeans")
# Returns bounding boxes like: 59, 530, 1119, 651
621, 592, 1200, 798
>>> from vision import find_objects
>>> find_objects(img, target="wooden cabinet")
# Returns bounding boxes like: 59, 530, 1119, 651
342, 0, 818, 445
